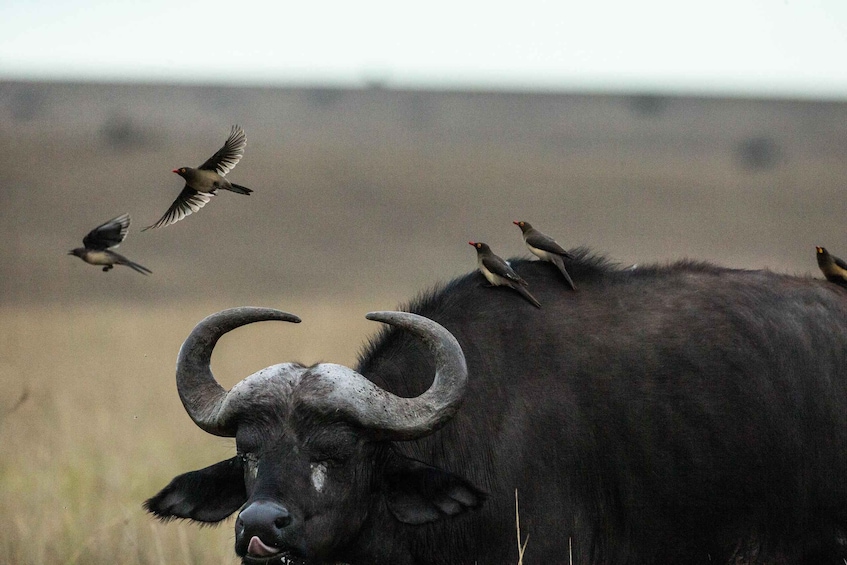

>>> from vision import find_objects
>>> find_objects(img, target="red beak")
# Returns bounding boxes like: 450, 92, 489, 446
172, 169, 179, 174
468, 241, 476, 246
512, 221, 520, 225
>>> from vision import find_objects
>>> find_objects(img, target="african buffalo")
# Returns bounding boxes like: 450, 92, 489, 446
146, 251, 847, 564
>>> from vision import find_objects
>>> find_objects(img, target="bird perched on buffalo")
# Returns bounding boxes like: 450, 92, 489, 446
69, 213, 152, 275
144, 125, 252, 230
469, 241, 541, 308
513, 220, 576, 290
816, 246, 847, 287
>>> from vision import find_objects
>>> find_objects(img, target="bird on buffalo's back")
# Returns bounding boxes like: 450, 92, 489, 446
144, 125, 252, 230
513, 220, 576, 290
469, 241, 541, 308
816, 246, 847, 287
69, 213, 152, 275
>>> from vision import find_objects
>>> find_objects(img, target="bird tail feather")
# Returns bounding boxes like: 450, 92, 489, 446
552, 256, 577, 290
225, 183, 253, 195
116, 255, 152, 275
126, 261, 152, 275
516, 286, 542, 309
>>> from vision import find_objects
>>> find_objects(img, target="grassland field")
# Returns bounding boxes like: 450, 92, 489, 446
2, 81, 847, 564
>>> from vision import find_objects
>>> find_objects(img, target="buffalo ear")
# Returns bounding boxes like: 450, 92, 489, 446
383, 452, 486, 525
144, 456, 246, 523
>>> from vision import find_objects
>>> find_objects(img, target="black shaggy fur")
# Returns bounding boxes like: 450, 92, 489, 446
355, 250, 847, 564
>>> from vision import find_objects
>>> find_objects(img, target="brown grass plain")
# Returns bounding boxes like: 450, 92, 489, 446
1, 81, 847, 563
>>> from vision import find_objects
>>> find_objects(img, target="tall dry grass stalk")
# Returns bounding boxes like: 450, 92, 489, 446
515, 489, 528, 565
514, 490, 575, 565
0, 300, 373, 564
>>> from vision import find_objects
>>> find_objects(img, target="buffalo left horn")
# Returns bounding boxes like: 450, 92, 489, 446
299, 311, 468, 441
176, 307, 302, 437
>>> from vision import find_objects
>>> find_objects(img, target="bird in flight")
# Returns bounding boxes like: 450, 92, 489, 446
69, 213, 152, 275
144, 125, 252, 230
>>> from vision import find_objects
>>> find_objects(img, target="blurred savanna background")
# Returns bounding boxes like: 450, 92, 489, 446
2, 1, 847, 563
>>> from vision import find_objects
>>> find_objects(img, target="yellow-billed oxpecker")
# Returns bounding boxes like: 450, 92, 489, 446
816, 246, 847, 287
469, 241, 541, 308
514, 220, 576, 290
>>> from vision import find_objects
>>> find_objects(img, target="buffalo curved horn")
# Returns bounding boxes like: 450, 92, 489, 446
176, 307, 301, 437
302, 311, 468, 441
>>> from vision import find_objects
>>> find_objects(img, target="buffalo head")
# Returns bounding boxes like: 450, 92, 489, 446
145, 307, 484, 564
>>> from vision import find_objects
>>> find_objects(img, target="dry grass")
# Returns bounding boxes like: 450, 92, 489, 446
0, 301, 375, 564
514, 490, 575, 565
515, 490, 529, 564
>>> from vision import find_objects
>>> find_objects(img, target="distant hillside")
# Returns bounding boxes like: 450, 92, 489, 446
2, 81, 846, 307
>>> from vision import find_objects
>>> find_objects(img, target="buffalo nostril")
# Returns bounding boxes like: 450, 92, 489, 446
237, 500, 293, 543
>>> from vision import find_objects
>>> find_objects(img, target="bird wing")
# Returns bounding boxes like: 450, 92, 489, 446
482, 255, 526, 285
83, 213, 130, 250
525, 230, 571, 257
142, 186, 213, 230
198, 125, 246, 176
834, 255, 847, 272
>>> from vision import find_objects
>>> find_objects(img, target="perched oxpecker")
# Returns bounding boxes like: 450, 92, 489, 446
144, 125, 252, 230
513, 220, 576, 290
469, 241, 541, 308
69, 213, 152, 275
816, 246, 847, 287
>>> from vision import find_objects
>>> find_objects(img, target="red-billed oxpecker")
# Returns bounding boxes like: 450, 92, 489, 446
144, 125, 252, 230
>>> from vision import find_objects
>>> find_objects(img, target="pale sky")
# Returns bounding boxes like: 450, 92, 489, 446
2, 0, 847, 98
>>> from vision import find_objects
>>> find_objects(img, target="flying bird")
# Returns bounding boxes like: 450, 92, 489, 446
816, 246, 847, 287
69, 213, 152, 275
144, 125, 252, 230
469, 241, 541, 308
513, 220, 576, 290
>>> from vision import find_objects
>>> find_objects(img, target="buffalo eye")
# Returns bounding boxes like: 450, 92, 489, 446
235, 432, 261, 462
310, 452, 348, 468
238, 452, 259, 464
307, 429, 358, 466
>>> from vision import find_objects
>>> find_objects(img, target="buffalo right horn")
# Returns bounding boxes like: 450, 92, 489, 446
176, 307, 301, 437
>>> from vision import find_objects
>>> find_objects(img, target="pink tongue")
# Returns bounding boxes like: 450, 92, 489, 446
247, 536, 281, 557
